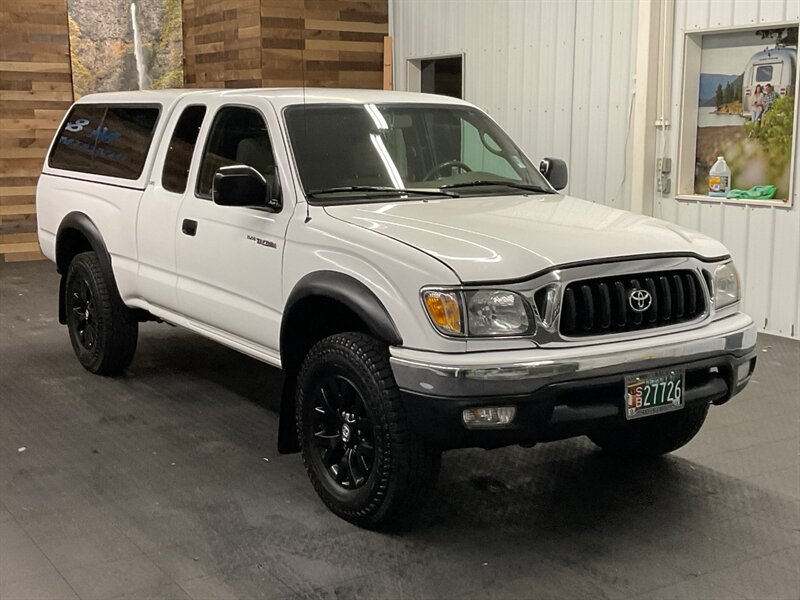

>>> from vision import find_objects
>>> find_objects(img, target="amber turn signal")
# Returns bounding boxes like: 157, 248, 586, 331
422, 290, 463, 335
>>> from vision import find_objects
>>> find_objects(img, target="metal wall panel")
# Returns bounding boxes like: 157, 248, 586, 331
654, 0, 800, 339
392, 0, 799, 339
391, 0, 636, 208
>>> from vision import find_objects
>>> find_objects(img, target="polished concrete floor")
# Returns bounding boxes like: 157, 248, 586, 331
1, 260, 798, 600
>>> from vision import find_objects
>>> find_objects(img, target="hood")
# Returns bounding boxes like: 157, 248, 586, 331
324, 194, 729, 282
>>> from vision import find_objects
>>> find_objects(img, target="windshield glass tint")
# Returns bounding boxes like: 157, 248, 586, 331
284, 103, 549, 198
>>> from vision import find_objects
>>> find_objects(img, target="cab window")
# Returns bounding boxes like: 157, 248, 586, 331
162, 105, 206, 194
196, 106, 277, 199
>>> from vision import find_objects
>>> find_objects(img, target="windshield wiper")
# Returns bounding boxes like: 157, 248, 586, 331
307, 186, 458, 199
440, 180, 554, 194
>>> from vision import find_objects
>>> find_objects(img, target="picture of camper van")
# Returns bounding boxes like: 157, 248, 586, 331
694, 26, 797, 201
742, 46, 797, 115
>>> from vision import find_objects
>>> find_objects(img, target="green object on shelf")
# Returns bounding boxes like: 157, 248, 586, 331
726, 185, 777, 200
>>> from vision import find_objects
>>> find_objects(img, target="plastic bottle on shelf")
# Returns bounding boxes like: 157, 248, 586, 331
708, 156, 731, 198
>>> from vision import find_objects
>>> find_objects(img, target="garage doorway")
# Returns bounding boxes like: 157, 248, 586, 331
407, 54, 464, 99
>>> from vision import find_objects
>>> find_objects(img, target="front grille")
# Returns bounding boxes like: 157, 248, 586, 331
559, 270, 706, 337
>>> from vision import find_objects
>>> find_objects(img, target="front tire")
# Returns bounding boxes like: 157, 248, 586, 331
296, 332, 441, 530
65, 252, 138, 375
588, 403, 710, 457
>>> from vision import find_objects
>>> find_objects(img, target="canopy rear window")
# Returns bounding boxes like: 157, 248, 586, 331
49, 104, 160, 181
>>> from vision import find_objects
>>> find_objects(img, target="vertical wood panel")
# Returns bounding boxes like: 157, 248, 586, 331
297, 0, 387, 89
183, 0, 387, 90
0, 0, 72, 262
182, 0, 262, 88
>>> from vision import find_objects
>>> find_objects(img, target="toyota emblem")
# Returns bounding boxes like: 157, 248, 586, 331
629, 289, 652, 312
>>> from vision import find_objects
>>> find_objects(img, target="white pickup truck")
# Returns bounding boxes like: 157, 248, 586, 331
37, 88, 756, 530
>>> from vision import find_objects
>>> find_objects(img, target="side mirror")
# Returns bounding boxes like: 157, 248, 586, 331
212, 165, 280, 211
539, 157, 568, 191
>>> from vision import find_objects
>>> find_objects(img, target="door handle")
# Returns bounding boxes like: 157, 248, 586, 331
182, 219, 198, 236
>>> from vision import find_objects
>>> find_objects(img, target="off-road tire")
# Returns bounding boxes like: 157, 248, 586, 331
296, 332, 441, 530
588, 403, 710, 457
65, 251, 138, 375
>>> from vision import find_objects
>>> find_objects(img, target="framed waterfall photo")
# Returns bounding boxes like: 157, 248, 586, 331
677, 23, 799, 207
67, 0, 184, 98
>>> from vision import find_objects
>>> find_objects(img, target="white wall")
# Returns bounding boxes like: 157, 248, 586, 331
392, 0, 800, 340
391, 0, 638, 210
655, 0, 800, 339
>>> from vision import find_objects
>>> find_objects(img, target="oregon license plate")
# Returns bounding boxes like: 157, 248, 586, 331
624, 370, 684, 420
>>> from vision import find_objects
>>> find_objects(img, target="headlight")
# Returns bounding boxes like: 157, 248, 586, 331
713, 262, 741, 309
465, 290, 533, 336
422, 289, 534, 337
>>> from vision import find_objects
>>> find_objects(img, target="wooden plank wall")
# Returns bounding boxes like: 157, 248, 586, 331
182, 0, 262, 88
273, 0, 387, 89
184, 0, 388, 89
0, 0, 72, 263
0, 0, 387, 263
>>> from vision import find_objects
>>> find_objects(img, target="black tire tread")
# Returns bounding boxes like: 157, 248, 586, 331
66, 252, 138, 375
296, 332, 440, 530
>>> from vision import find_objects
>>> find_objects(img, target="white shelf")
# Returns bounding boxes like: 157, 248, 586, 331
674, 193, 792, 208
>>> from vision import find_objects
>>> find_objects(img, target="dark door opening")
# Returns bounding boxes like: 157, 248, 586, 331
420, 56, 463, 99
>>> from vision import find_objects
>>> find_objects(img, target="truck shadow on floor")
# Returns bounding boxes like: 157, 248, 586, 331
131, 322, 285, 416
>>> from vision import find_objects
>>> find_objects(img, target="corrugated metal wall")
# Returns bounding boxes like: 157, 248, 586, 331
655, 0, 800, 339
392, 0, 800, 340
391, 0, 638, 210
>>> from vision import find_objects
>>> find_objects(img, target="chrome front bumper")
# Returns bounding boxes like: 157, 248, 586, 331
390, 312, 757, 398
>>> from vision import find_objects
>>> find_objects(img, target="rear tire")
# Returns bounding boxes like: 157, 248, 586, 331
297, 332, 441, 530
64, 252, 138, 375
588, 403, 709, 457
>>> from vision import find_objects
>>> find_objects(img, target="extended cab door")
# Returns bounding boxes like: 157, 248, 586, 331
174, 100, 295, 354
137, 101, 208, 311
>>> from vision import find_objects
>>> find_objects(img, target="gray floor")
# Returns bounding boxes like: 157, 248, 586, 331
1, 260, 798, 600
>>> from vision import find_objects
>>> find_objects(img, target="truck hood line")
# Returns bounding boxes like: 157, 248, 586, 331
459, 251, 731, 286
322, 206, 464, 284
323, 194, 732, 284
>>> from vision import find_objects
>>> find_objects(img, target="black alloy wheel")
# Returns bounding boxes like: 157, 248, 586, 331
64, 252, 138, 375
67, 277, 98, 352
309, 372, 375, 490
297, 332, 441, 530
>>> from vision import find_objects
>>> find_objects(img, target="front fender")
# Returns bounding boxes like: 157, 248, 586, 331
282, 205, 466, 356
282, 270, 403, 350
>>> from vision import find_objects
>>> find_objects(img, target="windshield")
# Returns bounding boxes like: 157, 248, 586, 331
284, 103, 552, 201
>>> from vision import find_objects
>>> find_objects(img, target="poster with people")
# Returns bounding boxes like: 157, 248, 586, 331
694, 26, 797, 203
67, 0, 183, 98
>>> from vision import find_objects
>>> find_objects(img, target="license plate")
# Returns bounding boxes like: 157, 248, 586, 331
624, 370, 685, 420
